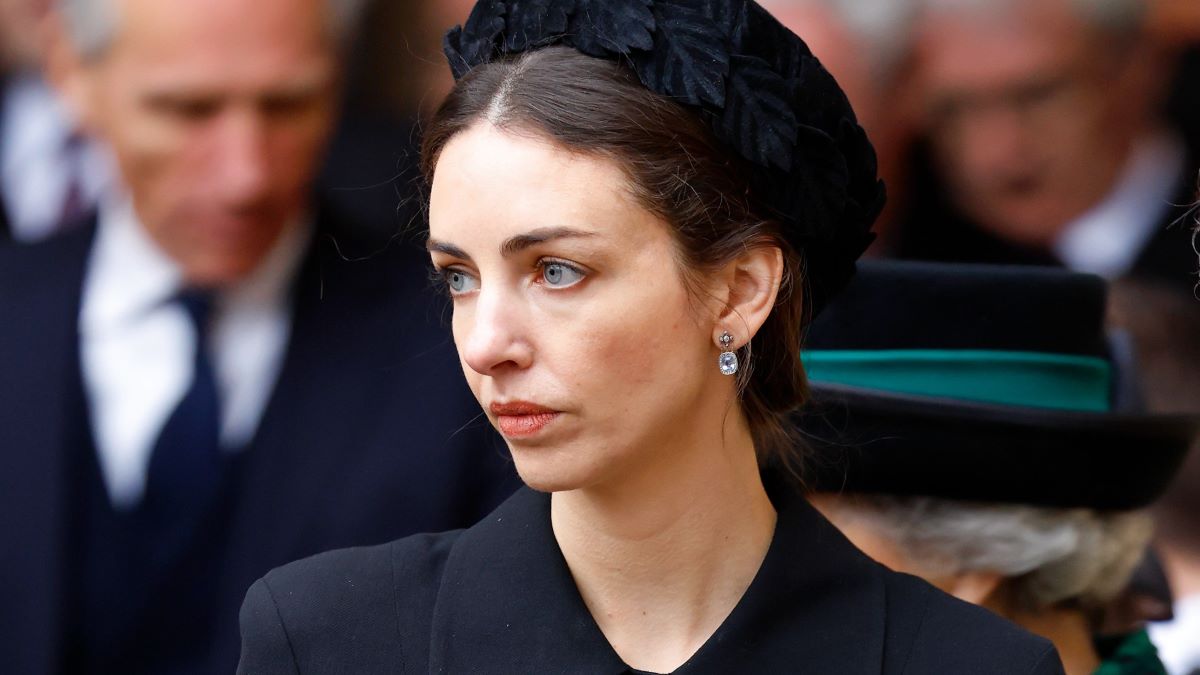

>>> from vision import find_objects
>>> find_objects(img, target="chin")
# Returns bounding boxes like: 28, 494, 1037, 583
181, 252, 267, 287
508, 444, 610, 494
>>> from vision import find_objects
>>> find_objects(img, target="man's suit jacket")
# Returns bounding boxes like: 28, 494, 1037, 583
236, 482, 1064, 674
0, 212, 519, 674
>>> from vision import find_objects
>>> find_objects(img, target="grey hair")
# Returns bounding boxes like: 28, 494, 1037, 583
57, 0, 370, 60
830, 495, 1154, 611
920, 0, 1147, 39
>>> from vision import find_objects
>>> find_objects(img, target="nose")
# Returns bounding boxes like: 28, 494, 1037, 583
212, 108, 270, 208
959, 104, 1032, 176
459, 285, 533, 377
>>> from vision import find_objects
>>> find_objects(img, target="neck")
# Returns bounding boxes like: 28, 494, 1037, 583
551, 407, 776, 673
1004, 605, 1101, 675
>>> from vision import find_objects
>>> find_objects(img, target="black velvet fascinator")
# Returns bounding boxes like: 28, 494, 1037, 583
443, 0, 886, 314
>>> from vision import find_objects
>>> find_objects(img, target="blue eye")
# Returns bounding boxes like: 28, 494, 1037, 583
540, 261, 585, 288
440, 268, 479, 295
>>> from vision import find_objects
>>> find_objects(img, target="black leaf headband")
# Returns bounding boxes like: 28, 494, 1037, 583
444, 0, 886, 314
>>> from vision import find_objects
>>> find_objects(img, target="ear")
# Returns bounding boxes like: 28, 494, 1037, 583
42, 11, 100, 134
711, 245, 784, 349
940, 571, 1005, 607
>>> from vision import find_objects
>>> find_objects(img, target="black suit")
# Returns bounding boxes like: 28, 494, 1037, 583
238, 481, 1065, 674
0, 212, 520, 675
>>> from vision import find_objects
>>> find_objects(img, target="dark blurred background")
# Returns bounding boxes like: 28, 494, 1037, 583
3, 0, 1200, 673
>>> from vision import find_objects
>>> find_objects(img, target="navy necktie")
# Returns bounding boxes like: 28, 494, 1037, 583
143, 290, 223, 530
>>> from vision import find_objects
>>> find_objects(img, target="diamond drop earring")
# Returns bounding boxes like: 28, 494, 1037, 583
718, 331, 738, 376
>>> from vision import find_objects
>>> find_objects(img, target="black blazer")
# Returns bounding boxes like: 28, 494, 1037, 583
0, 212, 519, 675
238, 484, 1065, 674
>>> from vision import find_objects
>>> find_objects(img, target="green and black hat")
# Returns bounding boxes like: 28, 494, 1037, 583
799, 260, 1197, 510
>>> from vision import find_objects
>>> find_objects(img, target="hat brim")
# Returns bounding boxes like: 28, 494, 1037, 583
800, 383, 1199, 510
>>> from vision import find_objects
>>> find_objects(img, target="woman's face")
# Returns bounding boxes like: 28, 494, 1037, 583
428, 122, 727, 492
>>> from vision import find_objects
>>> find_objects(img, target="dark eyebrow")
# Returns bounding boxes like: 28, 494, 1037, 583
427, 227, 598, 262
499, 227, 597, 257
426, 240, 473, 262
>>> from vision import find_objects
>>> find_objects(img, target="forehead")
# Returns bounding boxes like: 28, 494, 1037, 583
918, 4, 1094, 87
106, 0, 334, 85
429, 122, 665, 249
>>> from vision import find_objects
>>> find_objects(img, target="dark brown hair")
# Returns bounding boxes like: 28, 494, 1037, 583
421, 46, 809, 472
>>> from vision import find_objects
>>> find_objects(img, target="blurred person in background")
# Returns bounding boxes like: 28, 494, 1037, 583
759, 0, 919, 241
1109, 280, 1200, 675
891, 0, 1199, 292
799, 261, 1197, 675
0, 0, 113, 244
0, 0, 517, 673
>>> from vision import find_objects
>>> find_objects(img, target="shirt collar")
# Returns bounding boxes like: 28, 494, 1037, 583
1054, 133, 1188, 278
429, 477, 887, 674
80, 196, 313, 337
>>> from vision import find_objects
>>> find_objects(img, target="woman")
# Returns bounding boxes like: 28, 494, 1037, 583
798, 261, 1197, 675
237, 2, 1062, 672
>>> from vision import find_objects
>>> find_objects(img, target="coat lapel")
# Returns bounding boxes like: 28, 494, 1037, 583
0, 221, 96, 675
429, 488, 629, 674
430, 481, 888, 674
674, 488, 887, 674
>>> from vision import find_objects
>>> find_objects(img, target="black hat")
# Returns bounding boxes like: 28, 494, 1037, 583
443, 0, 885, 315
799, 260, 1197, 510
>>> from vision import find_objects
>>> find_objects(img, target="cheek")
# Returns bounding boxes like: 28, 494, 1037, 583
263, 111, 336, 190
96, 106, 195, 216
450, 303, 484, 396
560, 282, 704, 413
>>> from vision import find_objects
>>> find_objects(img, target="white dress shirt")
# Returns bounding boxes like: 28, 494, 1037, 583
1053, 133, 1188, 279
79, 197, 311, 509
1149, 594, 1200, 675
1, 73, 114, 242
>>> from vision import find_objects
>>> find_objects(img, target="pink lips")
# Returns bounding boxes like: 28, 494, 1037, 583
490, 401, 561, 438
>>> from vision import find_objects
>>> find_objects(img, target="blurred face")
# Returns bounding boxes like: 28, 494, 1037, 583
63, 0, 339, 286
0, 0, 50, 69
428, 123, 725, 493
915, 3, 1138, 245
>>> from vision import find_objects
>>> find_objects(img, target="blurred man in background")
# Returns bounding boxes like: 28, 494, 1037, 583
0, 0, 112, 243
0, 0, 516, 673
893, 0, 1199, 291
1109, 280, 1200, 675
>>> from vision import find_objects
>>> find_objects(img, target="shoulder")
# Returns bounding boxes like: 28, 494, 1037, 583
880, 571, 1063, 675
237, 531, 463, 675
0, 219, 94, 291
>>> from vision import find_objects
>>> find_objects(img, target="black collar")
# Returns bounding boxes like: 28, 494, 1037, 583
429, 481, 888, 673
